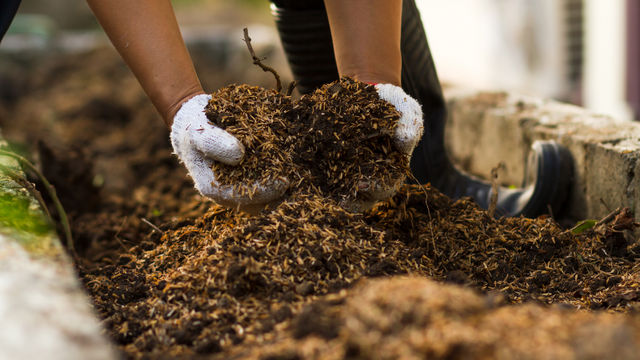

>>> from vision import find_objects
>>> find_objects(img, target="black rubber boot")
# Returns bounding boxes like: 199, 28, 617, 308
271, 0, 573, 218
0, 0, 21, 43
397, 0, 573, 218
270, 0, 339, 95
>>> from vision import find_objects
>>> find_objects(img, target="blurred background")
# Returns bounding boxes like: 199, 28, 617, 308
419, 0, 638, 122
0, 0, 634, 229
0, 0, 290, 200
1, 0, 639, 121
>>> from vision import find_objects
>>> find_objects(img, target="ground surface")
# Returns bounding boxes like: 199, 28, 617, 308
3, 47, 640, 360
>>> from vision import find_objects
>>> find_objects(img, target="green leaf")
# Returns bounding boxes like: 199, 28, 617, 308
571, 219, 598, 234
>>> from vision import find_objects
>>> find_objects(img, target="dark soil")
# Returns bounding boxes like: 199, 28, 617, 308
3, 47, 640, 360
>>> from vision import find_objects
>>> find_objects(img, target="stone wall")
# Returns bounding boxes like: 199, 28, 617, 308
444, 87, 640, 224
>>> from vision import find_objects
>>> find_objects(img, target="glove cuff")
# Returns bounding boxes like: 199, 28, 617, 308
170, 94, 212, 157
375, 84, 424, 154
171, 94, 212, 131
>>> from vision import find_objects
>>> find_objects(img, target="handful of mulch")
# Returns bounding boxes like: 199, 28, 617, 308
204, 77, 411, 205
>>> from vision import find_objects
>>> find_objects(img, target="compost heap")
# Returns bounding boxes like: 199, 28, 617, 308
79, 183, 640, 360
80, 79, 640, 360
5, 48, 640, 360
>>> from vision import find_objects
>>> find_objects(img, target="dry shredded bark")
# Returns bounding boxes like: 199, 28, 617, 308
78, 184, 640, 359
5, 47, 640, 360
205, 77, 409, 204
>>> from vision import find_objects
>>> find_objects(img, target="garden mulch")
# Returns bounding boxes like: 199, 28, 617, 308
3, 47, 640, 360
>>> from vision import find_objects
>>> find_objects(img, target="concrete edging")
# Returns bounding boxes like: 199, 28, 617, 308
444, 88, 640, 225
0, 136, 116, 360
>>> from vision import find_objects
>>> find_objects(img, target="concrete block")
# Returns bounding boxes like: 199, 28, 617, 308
0, 139, 116, 360
444, 88, 640, 225
445, 91, 528, 186
0, 235, 116, 360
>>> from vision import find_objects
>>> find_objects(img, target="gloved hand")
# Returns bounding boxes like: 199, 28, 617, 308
347, 84, 423, 212
377, 83, 424, 155
170, 94, 288, 213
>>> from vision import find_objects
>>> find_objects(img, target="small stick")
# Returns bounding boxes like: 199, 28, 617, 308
114, 216, 128, 238
286, 80, 299, 96
142, 218, 165, 235
243, 28, 282, 93
0, 150, 73, 254
487, 163, 501, 218
595, 206, 623, 228
114, 216, 128, 251
568, 206, 624, 235
114, 236, 127, 251
407, 172, 436, 240
599, 198, 612, 213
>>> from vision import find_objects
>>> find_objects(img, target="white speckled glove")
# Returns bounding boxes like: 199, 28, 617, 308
349, 84, 423, 212
376, 84, 424, 155
170, 94, 288, 213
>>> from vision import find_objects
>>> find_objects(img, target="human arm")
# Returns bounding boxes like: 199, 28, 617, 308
324, 0, 403, 87
85, 0, 203, 127
324, 0, 423, 211
86, 0, 286, 212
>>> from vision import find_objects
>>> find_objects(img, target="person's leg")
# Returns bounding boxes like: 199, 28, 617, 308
0, 0, 22, 43
398, 0, 573, 218
271, 0, 573, 218
270, 0, 338, 95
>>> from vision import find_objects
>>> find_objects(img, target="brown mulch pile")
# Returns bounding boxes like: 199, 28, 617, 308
4, 47, 640, 360
76, 182, 640, 359
231, 276, 640, 360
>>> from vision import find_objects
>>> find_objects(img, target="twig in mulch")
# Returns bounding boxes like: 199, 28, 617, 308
114, 216, 128, 251
0, 150, 73, 254
286, 80, 299, 96
243, 27, 282, 93
568, 206, 626, 236
408, 172, 432, 220
595, 207, 623, 229
142, 218, 165, 235
487, 163, 501, 218
408, 172, 436, 241
600, 198, 612, 213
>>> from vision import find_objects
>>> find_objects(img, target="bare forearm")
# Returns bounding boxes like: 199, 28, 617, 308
86, 0, 204, 127
324, 0, 402, 86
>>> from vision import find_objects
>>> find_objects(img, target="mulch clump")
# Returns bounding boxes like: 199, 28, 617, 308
238, 277, 640, 360
205, 77, 409, 204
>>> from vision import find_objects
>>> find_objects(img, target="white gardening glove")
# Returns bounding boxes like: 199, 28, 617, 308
348, 84, 423, 212
170, 94, 288, 213
377, 84, 424, 155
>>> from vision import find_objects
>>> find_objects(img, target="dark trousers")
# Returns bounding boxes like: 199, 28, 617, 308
0, 0, 21, 43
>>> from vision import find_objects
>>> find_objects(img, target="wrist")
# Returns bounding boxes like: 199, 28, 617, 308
347, 72, 401, 88
169, 93, 212, 131
164, 90, 207, 129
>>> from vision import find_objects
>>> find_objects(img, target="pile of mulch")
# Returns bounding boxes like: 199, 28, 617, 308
5, 46, 640, 360
230, 276, 640, 360
0, 46, 276, 265
78, 183, 640, 359
206, 77, 409, 204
